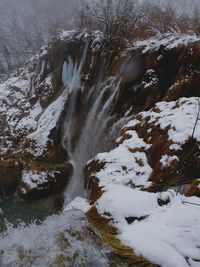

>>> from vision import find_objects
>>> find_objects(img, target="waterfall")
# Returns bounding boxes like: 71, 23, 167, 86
61, 40, 89, 158
62, 42, 128, 205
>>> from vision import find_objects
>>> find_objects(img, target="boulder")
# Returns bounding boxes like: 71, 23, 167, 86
17, 162, 73, 200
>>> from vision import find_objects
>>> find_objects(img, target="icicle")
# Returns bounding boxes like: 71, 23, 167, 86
62, 39, 90, 94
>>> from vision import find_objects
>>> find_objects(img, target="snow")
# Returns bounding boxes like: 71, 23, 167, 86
142, 69, 159, 89
16, 102, 42, 131
97, 185, 158, 221
59, 30, 104, 53
90, 96, 200, 266
138, 97, 200, 150
21, 170, 59, 192
160, 155, 179, 168
59, 30, 82, 41
96, 185, 200, 267
0, 49, 61, 157
27, 88, 68, 156
134, 34, 200, 54
63, 197, 91, 213
95, 130, 152, 189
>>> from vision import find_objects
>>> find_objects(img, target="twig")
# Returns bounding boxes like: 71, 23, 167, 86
182, 201, 200, 207
192, 97, 200, 139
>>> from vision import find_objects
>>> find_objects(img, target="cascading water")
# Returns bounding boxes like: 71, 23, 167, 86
61, 42, 128, 204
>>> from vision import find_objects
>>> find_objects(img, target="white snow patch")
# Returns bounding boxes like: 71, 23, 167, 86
134, 34, 200, 54
160, 155, 179, 168
139, 97, 200, 150
28, 89, 68, 156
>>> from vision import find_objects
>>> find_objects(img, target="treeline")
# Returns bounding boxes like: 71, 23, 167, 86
79, 0, 200, 40
0, 0, 199, 77
0, 0, 80, 77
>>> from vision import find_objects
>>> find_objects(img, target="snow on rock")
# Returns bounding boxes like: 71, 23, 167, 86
139, 97, 200, 150
160, 155, 179, 168
94, 130, 152, 189
134, 33, 200, 53
97, 185, 159, 221
59, 29, 104, 53
118, 194, 200, 267
0, 48, 61, 158
20, 170, 57, 193
27, 88, 68, 156
16, 102, 42, 132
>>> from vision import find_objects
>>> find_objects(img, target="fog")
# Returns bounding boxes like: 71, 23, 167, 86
0, 0, 199, 76
0, 0, 80, 75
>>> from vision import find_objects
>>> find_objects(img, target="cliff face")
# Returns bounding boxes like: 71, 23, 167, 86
0, 30, 200, 266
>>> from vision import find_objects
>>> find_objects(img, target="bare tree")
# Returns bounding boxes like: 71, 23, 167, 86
0, 0, 80, 75
80, 0, 143, 40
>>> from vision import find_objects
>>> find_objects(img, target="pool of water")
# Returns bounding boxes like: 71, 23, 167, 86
0, 195, 58, 229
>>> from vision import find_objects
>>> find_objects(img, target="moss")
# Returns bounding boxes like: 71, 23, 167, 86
86, 207, 160, 267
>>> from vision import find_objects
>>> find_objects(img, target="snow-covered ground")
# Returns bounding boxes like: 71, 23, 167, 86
139, 97, 200, 149
87, 97, 200, 267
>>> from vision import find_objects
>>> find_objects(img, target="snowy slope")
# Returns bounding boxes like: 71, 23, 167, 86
86, 97, 200, 267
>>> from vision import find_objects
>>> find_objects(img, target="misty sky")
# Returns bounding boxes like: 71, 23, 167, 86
0, 0, 199, 75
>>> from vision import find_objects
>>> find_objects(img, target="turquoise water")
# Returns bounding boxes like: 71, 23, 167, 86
0, 195, 58, 229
